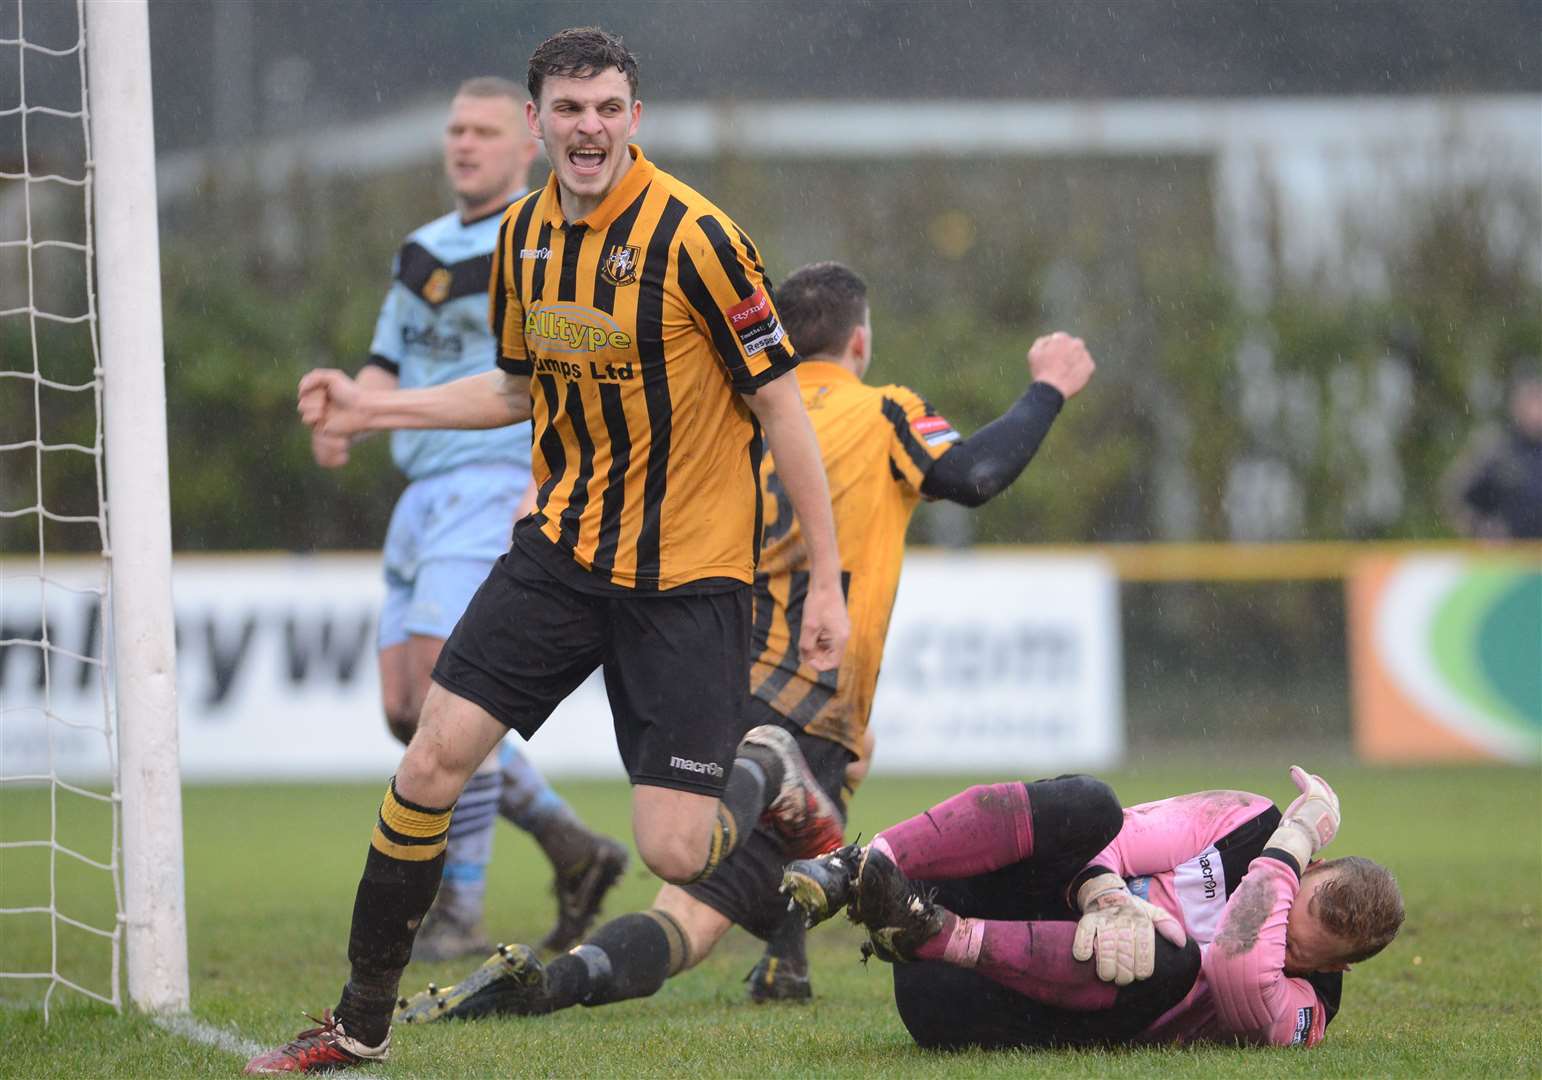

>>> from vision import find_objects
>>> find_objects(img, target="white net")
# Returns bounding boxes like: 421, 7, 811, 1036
0, 0, 124, 1016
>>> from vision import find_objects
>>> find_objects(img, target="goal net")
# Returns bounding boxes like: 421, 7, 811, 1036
0, 0, 186, 1017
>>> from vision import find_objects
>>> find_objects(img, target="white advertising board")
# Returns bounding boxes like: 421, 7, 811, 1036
1, 551, 1121, 782
868, 552, 1123, 772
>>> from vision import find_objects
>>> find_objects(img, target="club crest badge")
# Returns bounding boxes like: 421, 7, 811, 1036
422, 267, 452, 305
601, 243, 641, 287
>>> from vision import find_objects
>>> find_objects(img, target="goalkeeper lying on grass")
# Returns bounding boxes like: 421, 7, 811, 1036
782, 768, 1403, 1050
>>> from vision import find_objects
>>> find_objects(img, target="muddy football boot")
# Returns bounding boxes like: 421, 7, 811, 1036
741, 725, 845, 859
780, 842, 865, 928
745, 951, 813, 1003
394, 943, 551, 1024
848, 846, 945, 963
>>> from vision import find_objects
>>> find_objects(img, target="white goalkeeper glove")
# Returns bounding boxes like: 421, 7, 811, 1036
1072, 872, 1188, 986
1266, 764, 1341, 869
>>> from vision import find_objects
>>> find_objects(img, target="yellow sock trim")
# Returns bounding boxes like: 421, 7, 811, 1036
686, 805, 736, 885
370, 781, 452, 861
644, 908, 691, 975
380, 783, 453, 838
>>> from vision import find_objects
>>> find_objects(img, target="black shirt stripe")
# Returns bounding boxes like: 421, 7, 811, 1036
558, 379, 597, 551
786, 667, 839, 727
533, 373, 567, 512
677, 246, 755, 390
750, 572, 777, 659
590, 381, 633, 579
882, 396, 935, 476
746, 412, 765, 569
591, 187, 651, 314
529, 220, 553, 304
732, 223, 763, 274
508, 196, 540, 306
556, 223, 586, 303
490, 215, 514, 352
696, 215, 758, 299
633, 195, 690, 591
753, 569, 809, 703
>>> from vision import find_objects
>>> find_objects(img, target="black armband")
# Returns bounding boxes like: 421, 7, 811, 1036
1258, 847, 1303, 878
1067, 863, 1121, 910
363, 353, 400, 376
919, 382, 1064, 507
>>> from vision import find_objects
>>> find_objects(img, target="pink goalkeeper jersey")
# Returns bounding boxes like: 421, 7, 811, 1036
1085, 790, 1331, 1048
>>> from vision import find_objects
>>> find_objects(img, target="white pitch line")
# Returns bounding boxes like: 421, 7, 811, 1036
153, 1013, 384, 1079
153, 1013, 264, 1057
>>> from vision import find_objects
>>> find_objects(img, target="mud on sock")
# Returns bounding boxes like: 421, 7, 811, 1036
336, 778, 452, 1045
543, 910, 690, 1010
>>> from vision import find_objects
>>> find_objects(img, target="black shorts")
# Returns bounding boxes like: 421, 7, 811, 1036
433, 540, 751, 797
683, 699, 854, 939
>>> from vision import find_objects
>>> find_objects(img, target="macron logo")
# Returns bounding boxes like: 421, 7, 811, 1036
669, 756, 724, 778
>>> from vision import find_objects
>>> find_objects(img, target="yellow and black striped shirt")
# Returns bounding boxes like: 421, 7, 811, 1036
490, 145, 798, 591
749, 361, 959, 759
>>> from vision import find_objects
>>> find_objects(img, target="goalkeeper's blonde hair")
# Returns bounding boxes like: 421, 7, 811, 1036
1307, 856, 1404, 963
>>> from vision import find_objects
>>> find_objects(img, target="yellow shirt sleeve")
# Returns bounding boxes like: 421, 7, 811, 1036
882, 384, 960, 495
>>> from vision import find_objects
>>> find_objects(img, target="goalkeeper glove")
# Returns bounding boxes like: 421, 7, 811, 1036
1072, 872, 1188, 986
1265, 764, 1341, 869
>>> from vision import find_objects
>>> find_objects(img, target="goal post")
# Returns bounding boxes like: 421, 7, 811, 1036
84, 0, 188, 1013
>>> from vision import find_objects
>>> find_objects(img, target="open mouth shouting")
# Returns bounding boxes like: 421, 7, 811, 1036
568, 145, 608, 178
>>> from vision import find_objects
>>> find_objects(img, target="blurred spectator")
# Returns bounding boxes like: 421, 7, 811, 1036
1443, 364, 1542, 539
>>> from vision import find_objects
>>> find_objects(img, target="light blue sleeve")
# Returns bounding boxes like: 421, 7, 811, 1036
367, 253, 405, 367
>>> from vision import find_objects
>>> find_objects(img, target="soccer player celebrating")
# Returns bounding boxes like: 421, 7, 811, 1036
386, 262, 1096, 1023
317, 75, 626, 967
783, 768, 1403, 1051
247, 28, 849, 1075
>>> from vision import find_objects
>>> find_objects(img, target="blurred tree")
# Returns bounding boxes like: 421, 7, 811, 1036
2, 158, 1537, 555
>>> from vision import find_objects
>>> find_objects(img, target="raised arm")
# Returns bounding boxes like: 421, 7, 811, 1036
919, 332, 1094, 507
743, 372, 849, 672
298, 368, 532, 437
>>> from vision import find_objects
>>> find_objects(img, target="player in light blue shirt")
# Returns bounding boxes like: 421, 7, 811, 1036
310, 77, 626, 962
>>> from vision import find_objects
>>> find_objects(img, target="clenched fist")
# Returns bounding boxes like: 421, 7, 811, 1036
1027, 331, 1096, 401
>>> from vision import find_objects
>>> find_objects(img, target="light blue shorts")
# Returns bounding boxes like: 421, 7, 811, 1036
378, 461, 530, 649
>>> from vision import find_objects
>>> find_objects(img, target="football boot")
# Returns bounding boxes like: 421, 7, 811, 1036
243, 1010, 387, 1074
394, 943, 550, 1024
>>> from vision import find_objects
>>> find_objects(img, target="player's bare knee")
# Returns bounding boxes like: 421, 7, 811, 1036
634, 831, 706, 885
393, 738, 456, 801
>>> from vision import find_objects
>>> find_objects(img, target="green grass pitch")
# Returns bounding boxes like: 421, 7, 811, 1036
2, 764, 1539, 1077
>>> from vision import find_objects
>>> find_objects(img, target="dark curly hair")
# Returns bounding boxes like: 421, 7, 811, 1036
528, 27, 639, 103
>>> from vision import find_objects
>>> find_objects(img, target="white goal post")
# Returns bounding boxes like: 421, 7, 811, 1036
84, 0, 188, 1014
0, 0, 188, 1016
